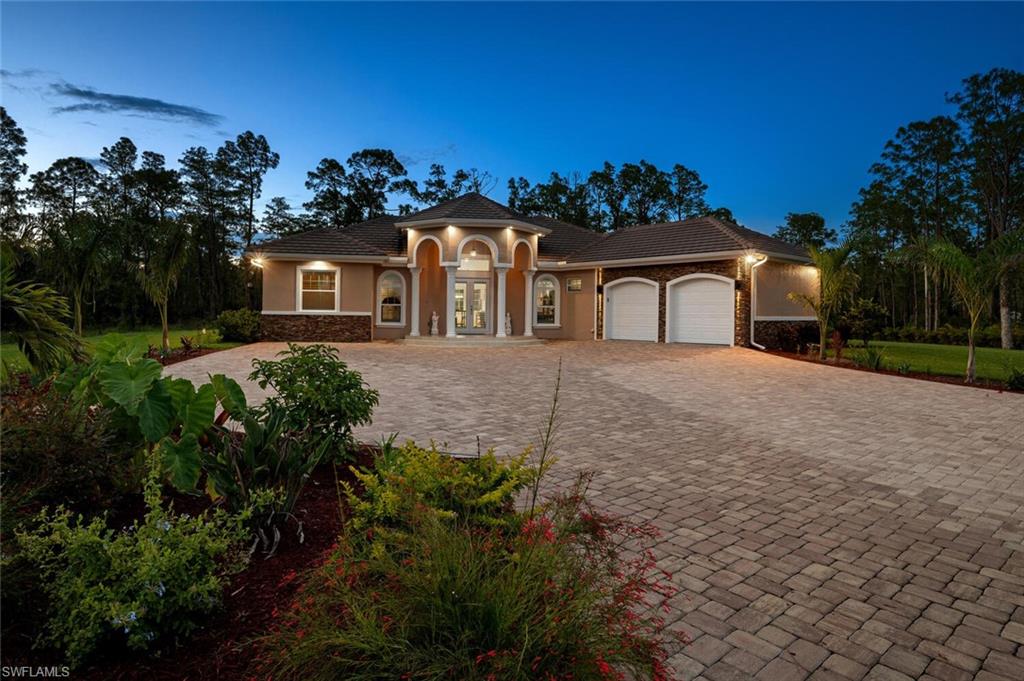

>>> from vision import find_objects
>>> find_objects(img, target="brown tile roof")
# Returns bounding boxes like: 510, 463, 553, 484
338, 215, 405, 256
565, 216, 807, 263
255, 194, 806, 266
399, 192, 535, 224
529, 215, 605, 260
255, 228, 385, 258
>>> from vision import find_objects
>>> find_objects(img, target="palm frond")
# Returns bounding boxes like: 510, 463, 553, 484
0, 266, 84, 378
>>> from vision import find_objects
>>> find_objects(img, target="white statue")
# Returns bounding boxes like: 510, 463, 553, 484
429, 310, 439, 336
505, 312, 512, 336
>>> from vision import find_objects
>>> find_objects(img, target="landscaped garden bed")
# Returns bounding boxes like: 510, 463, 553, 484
2, 342, 685, 680
767, 339, 1024, 392
0, 326, 243, 374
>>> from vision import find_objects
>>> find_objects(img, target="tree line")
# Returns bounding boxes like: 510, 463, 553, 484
0, 111, 731, 332
840, 68, 1023, 349
0, 67, 1020, 347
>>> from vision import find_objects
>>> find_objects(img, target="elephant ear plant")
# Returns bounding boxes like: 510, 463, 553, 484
54, 334, 222, 489
54, 338, 378, 553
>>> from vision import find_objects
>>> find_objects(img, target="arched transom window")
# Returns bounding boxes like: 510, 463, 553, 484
377, 270, 405, 325
534, 275, 560, 326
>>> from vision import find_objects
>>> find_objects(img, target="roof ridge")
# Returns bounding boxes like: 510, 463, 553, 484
703, 216, 753, 250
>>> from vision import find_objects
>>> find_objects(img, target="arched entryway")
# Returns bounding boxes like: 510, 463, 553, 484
409, 237, 445, 336
507, 240, 534, 336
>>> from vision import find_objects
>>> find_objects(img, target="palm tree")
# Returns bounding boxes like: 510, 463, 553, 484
788, 243, 860, 361
41, 215, 105, 335
136, 221, 190, 353
1, 244, 84, 380
924, 233, 1024, 383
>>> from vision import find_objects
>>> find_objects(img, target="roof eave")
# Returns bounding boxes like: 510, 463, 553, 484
256, 252, 390, 263
565, 250, 750, 268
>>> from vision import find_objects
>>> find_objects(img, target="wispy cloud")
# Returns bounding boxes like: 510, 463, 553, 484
49, 81, 223, 126
1, 68, 50, 93
1, 68, 47, 79
398, 143, 458, 167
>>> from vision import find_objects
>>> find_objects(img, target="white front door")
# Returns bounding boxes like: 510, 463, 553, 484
455, 280, 489, 334
667, 277, 735, 345
605, 280, 658, 341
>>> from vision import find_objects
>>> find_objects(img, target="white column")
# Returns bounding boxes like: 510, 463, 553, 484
445, 265, 457, 337
495, 266, 508, 337
523, 269, 536, 337
408, 266, 421, 337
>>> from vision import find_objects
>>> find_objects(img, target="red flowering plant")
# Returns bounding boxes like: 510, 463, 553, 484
260, 473, 684, 681
259, 360, 687, 680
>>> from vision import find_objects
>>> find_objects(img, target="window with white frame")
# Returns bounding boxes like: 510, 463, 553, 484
534, 275, 559, 326
298, 268, 338, 311
377, 270, 405, 325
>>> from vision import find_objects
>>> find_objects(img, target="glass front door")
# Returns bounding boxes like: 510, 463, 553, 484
454, 280, 489, 334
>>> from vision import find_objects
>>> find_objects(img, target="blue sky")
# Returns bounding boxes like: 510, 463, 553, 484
3, 2, 1022, 233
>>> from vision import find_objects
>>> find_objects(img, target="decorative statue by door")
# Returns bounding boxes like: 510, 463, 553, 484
504, 312, 512, 337
429, 311, 439, 336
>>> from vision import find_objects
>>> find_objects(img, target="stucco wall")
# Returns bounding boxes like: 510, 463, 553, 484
532, 269, 596, 341
408, 225, 537, 265
262, 259, 374, 314
601, 259, 750, 345
756, 261, 818, 319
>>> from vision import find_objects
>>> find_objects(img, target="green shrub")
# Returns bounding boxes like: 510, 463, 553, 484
204, 401, 329, 555
215, 308, 261, 342
852, 345, 886, 371
249, 343, 378, 457
261, 475, 681, 681
0, 380, 141, 526
896, 361, 912, 375
837, 298, 887, 345
12, 461, 247, 667
877, 324, 1024, 349
1005, 366, 1024, 392
343, 439, 538, 545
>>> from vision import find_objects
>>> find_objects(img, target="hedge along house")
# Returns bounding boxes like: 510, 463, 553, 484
252, 192, 819, 348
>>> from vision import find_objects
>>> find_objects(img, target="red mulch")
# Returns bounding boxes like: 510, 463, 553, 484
766, 349, 1016, 393
151, 347, 225, 367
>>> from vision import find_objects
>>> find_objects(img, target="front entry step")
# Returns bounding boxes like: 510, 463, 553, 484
394, 336, 546, 348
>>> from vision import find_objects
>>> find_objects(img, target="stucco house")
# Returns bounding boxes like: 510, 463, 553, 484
252, 193, 818, 347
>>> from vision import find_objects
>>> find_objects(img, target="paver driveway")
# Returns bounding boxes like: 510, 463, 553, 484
169, 341, 1024, 680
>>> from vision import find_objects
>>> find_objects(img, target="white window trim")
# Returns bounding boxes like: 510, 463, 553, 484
376, 269, 406, 327
295, 265, 341, 313
533, 274, 561, 327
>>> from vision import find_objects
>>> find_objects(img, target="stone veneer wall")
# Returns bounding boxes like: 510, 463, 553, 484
600, 259, 749, 345
261, 314, 372, 342
753, 320, 819, 352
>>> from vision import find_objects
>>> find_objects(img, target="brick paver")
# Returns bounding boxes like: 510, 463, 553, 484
169, 341, 1024, 679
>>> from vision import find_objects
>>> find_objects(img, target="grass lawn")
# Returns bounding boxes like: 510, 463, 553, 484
842, 340, 1024, 382
1, 326, 244, 374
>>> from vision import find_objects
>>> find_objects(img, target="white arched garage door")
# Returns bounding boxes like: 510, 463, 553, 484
604, 278, 658, 341
666, 274, 735, 345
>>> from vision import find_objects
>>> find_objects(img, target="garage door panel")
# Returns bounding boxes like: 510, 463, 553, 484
668, 278, 734, 345
606, 281, 657, 341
